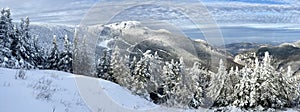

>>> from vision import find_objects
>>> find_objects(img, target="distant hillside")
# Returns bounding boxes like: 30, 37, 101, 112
225, 42, 271, 55
234, 42, 300, 76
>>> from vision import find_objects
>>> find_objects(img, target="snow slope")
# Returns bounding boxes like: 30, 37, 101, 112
0, 68, 159, 112
0, 68, 88, 112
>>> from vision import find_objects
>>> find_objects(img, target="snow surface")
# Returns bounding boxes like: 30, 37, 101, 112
98, 38, 114, 49
0, 68, 158, 112
0, 68, 298, 112
0, 69, 87, 112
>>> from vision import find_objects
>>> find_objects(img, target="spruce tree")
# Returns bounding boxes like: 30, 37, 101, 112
111, 46, 131, 87
96, 49, 114, 81
232, 64, 254, 108
0, 8, 42, 69
12, 17, 41, 69
207, 59, 234, 106
129, 56, 138, 76
232, 52, 300, 109
161, 58, 193, 107
188, 62, 210, 108
131, 50, 152, 97
32, 35, 45, 69
148, 51, 166, 104
58, 35, 73, 72
258, 52, 299, 108
0, 8, 16, 68
46, 35, 59, 70
161, 61, 175, 99
72, 36, 80, 74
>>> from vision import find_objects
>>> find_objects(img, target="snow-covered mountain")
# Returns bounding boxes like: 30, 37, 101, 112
93, 21, 240, 72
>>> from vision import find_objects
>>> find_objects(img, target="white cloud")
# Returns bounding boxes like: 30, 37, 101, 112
0, 0, 299, 26
0, 0, 94, 25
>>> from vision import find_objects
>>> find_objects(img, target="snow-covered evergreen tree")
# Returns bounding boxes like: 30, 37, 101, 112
173, 58, 193, 108
32, 35, 45, 69
45, 35, 59, 70
58, 35, 73, 72
232, 64, 255, 108
17, 17, 35, 66
72, 35, 80, 74
232, 52, 300, 109
188, 62, 210, 108
258, 52, 299, 108
74, 37, 93, 76
148, 51, 163, 90
0, 8, 16, 68
147, 51, 166, 103
207, 59, 234, 106
96, 49, 114, 81
10, 17, 42, 69
131, 50, 152, 97
111, 46, 131, 87
160, 58, 193, 108
129, 56, 138, 76
161, 61, 176, 104
280, 65, 299, 107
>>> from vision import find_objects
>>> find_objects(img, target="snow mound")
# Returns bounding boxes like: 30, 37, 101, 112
0, 68, 89, 112
99, 80, 158, 109
0, 68, 158, 112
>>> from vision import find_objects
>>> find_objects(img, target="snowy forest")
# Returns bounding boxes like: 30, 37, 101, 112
1, 8, 300, 111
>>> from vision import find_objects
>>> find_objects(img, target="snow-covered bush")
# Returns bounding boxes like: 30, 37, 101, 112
207, 59, 235, 107
32, 76, 57, 101
15, 69, 26, 80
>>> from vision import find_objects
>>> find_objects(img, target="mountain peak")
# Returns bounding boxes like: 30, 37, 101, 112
105, 21, 141, 30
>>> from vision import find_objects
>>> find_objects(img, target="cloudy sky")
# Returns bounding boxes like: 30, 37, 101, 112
1, 0, 299, 43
